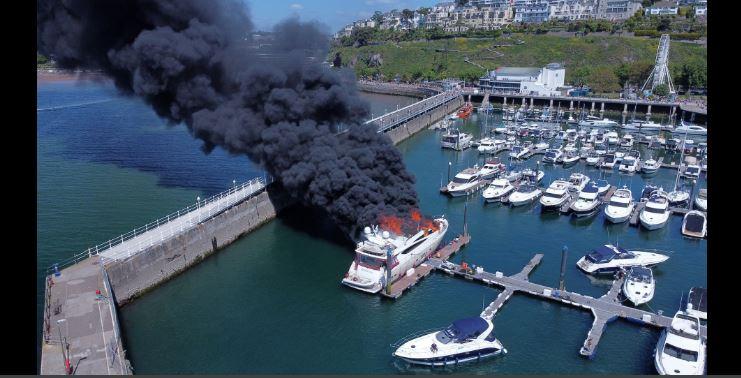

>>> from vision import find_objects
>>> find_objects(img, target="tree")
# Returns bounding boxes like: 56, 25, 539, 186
37, 53, 49, 65
371, 11, 384, 25
657, 17, 671, 32
417, 7, 431, 16
653, 83, 669, 97
587, 66, 620, 93
401, 9, 414, 21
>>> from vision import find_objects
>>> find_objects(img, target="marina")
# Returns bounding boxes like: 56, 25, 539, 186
38, 82, 707, 374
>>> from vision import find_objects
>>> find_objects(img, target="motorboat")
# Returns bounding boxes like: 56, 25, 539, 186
640, 157, 661, 175
600, 153, 618, 170
392, 316, 506, 366
576, 244, 669, 275
521, 168, 544, 183
604, 187, 634, 223
570, 182, 602, 217
665, 138, 680, 152
533, 141, 550, 153
539, 180, 572, 211
446, 168, 485, 197
477, 138, 504, 154
685, 287, 707, 321
594, 143, 608, 156
542, 148, 563, 164
623, 120, 664, 133
493, 126, 507, 134
640, 190, 671, 230
672, 122, 707, 136
593, 179, 610, 196
478, 159, 506, 180
456, 102, 473, 119
667, 190, 690, 207
579, 117, 618, 128
342, 219, 449, 294
681, 210, 707, 238
482, 178, 515, 203
508, 182, 542, 206
503, 170, 522, 183
594, 133, 607, 146
441, 129, 473, 150
693, 189, 707, 211
622, 266, 655, 306
640, 184, 660, 202
561, 150, 580, 167
618, 151, 640, 174
681, 164, 701, 180
605, 131, 619, 145
567, 172, 590, 192
586, 151, 601, 166
619, 134, 634, 149
509, 145, 530, 160
654, 310, 706, 375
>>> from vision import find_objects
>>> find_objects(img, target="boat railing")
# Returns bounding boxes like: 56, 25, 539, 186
44, 176, 268, 274
390, 327, 446, 349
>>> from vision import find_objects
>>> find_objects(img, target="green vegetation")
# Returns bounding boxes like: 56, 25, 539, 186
37, 53, 56, 70
331, 34, 706, 93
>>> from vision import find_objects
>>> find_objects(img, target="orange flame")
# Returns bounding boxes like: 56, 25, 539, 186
378, 209, 439, 235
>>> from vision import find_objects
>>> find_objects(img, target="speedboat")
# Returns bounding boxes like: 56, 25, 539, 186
654, 311, 706, 375
667, 190, 690, 207
685, 287, 707, 321
681, 164, 701, 180
567, 172, 590, 192
493, 126, 507, 134
585, 151, 601, 166
623, 120, 664, 133
618, 151, 640, 174
446, 168, 484, 197
392, 316, 506, 366
605, 131, 619, 145
441, 129, 473, 150
478, 159, 506, 180
579, 117, 618, 128
576, 244, 669, 275
342, 220, 449, 294
640, 184, 660, 202
600, 153, 617, 170
693, 189, 707, 211
641, 157, 661, 175
521, 168, 544, 183
622, 266, 655, 306
604, 187, 634, 223
477, 138, 502, 154
503, 170, 522, 183
508, 182, 542, 206
672, 122, 707, 136
509, 145, 530, 160
570, 182, 602, 217
542, 148, 563, 164
594, 133, 607, 146
593, 179, 610, 196
482, 178, 515, 203
561, 150, 580, 167
620, 134, 634, 149
533, 141, 549, 153
681, 210, 707, 238
539, 180, 572, 211
640, 191, 671, 230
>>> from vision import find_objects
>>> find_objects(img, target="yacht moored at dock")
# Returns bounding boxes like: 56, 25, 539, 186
446, 168, 485, 197
508, 182, 542, 207
622, 266, 655, 306
540, 180, 572, 211
640, 190, 671, 230
604, 187, 635, 223
570, 183, 602, 218
681, 211, 707, 238
693, 189, 707, 211
393, 316, 506, 367
482, 178, 515, 203
685, 287, 707, 321
654, 310, 706, 375
342, 219, 449, 294
576, 244, 669, 275
441, 129, 473, 151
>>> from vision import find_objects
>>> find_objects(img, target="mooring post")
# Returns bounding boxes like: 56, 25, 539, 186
463, 201, 469, 238
447, 161, 452, 182
559, 245, 568, 291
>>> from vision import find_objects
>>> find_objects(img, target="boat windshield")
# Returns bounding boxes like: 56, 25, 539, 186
545, 152, 557, 158
453, 176, 474, 184
663, 343, 699, 362
686, 167, 699, 174
544, 192, 564, 199
609, 201, 629, 208
645, 206, 667, 214
357, 254, 384, 270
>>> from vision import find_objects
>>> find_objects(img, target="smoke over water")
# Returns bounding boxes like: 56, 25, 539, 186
37, 0, 427, 239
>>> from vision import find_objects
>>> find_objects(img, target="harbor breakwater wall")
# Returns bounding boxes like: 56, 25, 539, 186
105, 185, 294, 306
384, 96, 463, 145
357, 81, 440, 98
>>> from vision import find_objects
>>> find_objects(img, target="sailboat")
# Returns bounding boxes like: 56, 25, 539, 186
667, 125, 691, 207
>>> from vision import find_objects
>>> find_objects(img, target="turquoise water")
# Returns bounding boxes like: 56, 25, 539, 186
37, 80, 706, 374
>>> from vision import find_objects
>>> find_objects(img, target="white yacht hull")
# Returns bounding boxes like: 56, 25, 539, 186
640, 214, 670, 230
604, 206, 633, 224
509, 192, 541, 206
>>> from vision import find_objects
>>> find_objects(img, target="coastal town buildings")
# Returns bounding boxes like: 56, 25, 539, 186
477, 63, 567, 96
644, 1, 680, 16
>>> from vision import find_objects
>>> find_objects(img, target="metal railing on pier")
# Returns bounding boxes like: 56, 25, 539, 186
46, 176, 270, 273
366, 90, 462, 133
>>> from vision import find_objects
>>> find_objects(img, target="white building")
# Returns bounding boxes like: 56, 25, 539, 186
645, 1, 679, 15
595, 0, 643, 20
478, 63, 566, 96
548, 0, 598, 21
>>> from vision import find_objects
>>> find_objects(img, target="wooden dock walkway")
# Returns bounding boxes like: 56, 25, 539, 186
380, 233, 471, 299
426, 254, 707, 359
629, 202, 646, 226
602, 186, 617, 202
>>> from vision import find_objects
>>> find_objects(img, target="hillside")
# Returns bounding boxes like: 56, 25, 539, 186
330, 34, 706, 93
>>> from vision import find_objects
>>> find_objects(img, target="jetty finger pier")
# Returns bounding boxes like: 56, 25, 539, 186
381, 232, 707, 360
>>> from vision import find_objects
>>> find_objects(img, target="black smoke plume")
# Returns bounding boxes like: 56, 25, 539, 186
37, 0, 420, 238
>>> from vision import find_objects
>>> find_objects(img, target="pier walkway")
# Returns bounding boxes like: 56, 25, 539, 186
426, 254, 706, 359
365, 90, 461, 133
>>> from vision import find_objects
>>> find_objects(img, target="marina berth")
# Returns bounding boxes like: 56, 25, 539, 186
622, 266, 655, 306
585, 151, 601, 166
393, 317, 506, 366
685, 287, 707, 321
570, 183, 602, 218
521, 168, 544, 183
567, 172, 590, 192
561, 150, 580, 166
477, 159, 506, 180
600, 153, 618, 170
542, 148, 563, 164
482, 178, 515, 203
576, 244, 669, 275
640, 156, 661, 175
342, 219, 449, 294
441, 128, 473, 151
654, 311, 706, 375
446, 168, 485, 197
618, 150, 640, 174
508, 182, 542, 207
604, 187, 635, 223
